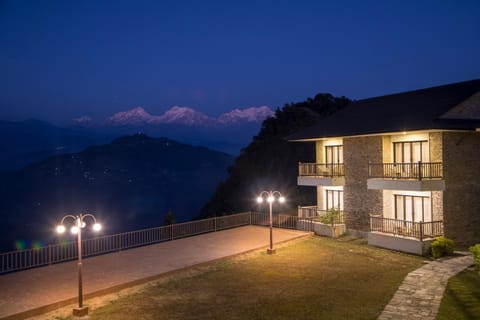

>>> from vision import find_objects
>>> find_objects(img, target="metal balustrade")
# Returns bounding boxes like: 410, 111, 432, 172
369, 215, 444, 240
1, 212, 308, 274
297, 206, 345, 225
368, 162, 443, 180
298, 163, 344, 177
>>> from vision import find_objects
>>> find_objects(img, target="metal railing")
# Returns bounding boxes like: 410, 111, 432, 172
369, 215, 444, 240
250, 212, 300, 230
299, 163, 344, 177
368, 162, 443, 180
0, 212, 251, 274
298, 206, 345, 225
1, 212, 314, 274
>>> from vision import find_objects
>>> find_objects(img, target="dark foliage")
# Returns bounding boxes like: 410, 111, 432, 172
198, 93, 350, 218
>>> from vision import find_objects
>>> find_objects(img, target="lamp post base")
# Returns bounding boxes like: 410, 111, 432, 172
73, 306, 89, 318
267, 248, 276, 255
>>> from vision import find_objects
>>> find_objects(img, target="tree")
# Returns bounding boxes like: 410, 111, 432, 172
164, 210, 176, 225
198, 93, 350, 218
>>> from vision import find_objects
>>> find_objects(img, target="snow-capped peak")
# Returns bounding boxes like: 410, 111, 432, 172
158, 106, 214, 125
105, 105, 274, 127
73, 115, 94, 127
217, 106, 274, 124
106, 106, 159, 125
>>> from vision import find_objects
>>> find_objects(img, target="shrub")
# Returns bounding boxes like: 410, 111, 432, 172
319, 208, 342, 225
431, 236, 455, 259
469, 244, 480, 270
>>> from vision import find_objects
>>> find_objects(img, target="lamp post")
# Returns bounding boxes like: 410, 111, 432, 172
56, 213, 102, 318
256, 191, 285, 254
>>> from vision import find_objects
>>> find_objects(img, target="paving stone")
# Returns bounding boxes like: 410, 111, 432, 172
378, 255, 473, 320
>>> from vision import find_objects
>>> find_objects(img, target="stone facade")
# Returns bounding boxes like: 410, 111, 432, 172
429, 132, 443, 163
303, 130, 480, 249
343, 136, 383, 231
431, 191, 443, 221
442, 131, 480, 248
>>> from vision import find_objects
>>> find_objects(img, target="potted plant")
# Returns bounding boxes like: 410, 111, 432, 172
314, 208, 346, 237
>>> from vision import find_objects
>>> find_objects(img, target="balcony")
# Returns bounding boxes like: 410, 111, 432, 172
298, 206, 346, 237
298, 163, 345, 186
368, 215, 444, 255
367, 162, 445, 191
298, 206, 344, 222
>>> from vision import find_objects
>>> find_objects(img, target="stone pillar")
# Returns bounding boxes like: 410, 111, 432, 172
344, 136, 383, 231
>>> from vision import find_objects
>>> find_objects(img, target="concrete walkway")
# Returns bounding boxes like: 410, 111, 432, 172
0, 226, 309, 320
378, 253, 474, 320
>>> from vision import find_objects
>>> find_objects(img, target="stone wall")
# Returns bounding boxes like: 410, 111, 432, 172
431, 191, 443, 221
429, 132, 443, 163
442, 131, 480, 248
344, 136, 383, 231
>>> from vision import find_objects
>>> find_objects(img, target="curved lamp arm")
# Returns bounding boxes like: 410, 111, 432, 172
56, 213, 102, 234
256, 190, 285, 204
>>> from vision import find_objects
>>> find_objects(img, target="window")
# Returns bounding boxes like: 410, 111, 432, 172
394, 195, 431, 222
325, 189, 343, 210
393, 141, 428, 163
325, 145, 343, 164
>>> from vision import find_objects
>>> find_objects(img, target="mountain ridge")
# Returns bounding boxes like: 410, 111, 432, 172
0, 134, 233, 251
81, 105, 274, 127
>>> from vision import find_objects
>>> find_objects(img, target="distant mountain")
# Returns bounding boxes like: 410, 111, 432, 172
0, 106, 270, 171
102, 105, 274, 127
72, 105, 275, 156
0, 119, 112, 171
0, 134, 233, 252
217, 106, 274, 124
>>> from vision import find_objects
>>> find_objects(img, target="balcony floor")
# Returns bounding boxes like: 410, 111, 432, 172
298, 176, 345, 186
367, 178, 445, 191
368, 231, 434, 255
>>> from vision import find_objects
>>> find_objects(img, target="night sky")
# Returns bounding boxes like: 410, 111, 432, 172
1, 0, 479, 124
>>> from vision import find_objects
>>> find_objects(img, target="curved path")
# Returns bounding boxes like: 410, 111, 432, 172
378, 253, 474, 320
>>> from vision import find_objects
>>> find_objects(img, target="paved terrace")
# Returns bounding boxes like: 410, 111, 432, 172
0, 225, 309, 320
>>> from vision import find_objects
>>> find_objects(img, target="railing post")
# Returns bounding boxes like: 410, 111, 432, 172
214, 216, 217, 232
170, 223, 174, 240
418, 161, 422, 180
48, 244, 52, 266
419, 221, 424, 241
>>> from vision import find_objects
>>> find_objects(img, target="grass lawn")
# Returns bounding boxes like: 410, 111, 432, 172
54, 236, 424, 320
437, 268, 480, 320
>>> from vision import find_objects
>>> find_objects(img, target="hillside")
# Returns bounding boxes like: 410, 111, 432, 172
0, 119, 111, 170
0, 134, 233, 251
199, 93, 350, 217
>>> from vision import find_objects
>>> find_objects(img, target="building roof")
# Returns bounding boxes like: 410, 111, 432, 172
289, 79, 480, 141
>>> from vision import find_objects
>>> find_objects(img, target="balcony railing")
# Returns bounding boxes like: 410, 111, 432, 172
368, 162, 443, 180
298, 206, 345, 225
370, 215, 444, 240
299, 163, 344, 177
